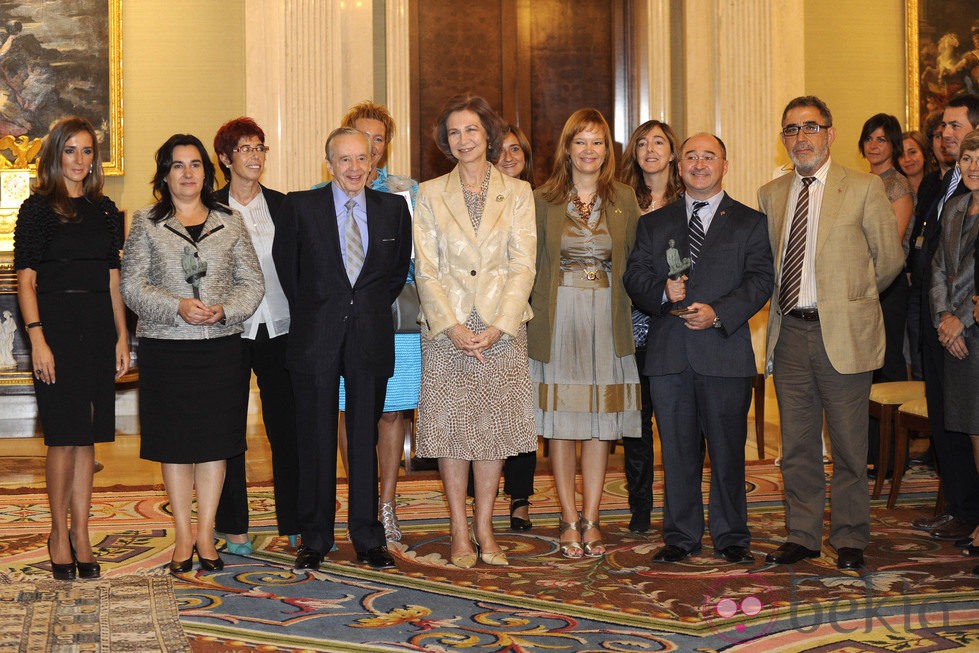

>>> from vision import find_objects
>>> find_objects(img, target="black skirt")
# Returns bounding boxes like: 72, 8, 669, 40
35, 292, 116, 446
138, 335, 249, 463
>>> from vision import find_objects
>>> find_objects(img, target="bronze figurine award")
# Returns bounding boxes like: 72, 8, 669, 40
666, 239, 695, 316
181, 246, 207, 299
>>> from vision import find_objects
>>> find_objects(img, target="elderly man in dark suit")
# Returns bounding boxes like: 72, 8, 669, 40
272, 127, 412, 571
624, 132, 774, 564
759, 96, 903, 571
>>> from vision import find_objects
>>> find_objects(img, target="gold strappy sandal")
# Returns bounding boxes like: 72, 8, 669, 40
580, 517, 606, 557
559, 517, 584, 559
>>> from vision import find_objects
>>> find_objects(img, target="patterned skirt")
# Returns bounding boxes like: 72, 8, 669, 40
530, 285, 641, 441
415, 310, 537, 460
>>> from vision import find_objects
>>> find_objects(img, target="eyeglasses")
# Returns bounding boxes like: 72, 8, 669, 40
232, 145, 270, 154
682, 153, 721, 162
781, 123, 830, 137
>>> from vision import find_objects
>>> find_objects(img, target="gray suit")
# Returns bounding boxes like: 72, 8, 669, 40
930, 192, 979, 434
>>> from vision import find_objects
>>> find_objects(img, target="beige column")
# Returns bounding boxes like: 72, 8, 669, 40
244, 0, 376, 192
385, 0, 412, 177
678, 0, 805, 204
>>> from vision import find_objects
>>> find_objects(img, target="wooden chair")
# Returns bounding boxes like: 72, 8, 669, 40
889, 397, 941, 509
868, 381, 925, 499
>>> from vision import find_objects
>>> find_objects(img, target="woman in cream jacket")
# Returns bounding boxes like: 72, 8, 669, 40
413, 95, 537, 568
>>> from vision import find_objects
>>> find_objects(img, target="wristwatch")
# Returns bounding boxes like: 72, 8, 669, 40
712, 316, 722, 329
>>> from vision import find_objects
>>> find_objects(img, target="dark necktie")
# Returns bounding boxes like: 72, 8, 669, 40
344, 198, 365, 284
688, 201, 708, 266
779, 176, 815, 313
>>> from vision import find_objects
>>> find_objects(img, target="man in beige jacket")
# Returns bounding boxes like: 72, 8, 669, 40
759, 96, 904, 571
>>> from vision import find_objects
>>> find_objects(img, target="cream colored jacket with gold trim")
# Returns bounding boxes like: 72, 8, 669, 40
413, 165, 536, 339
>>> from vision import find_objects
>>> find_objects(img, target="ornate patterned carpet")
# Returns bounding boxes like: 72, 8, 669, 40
0, 574, 189, 651
1, 462, 977, 652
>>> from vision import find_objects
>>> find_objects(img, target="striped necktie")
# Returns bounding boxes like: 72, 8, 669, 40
344, 198, 365, 284
778, 176, 815, 313
688, 201, 708, 266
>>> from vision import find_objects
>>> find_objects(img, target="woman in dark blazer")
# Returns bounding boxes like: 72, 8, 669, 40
528, 108, 642, 558
930, 130, 979, 561
212, 117, 298, 554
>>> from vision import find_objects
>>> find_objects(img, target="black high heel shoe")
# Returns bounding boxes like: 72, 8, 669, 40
47, 538, 76, 581
509, 498, 533, 532
196, 546, 224, 571
169, 546, 194, 574
68, 534, 101, 579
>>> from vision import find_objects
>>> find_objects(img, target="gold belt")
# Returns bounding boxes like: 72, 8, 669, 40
560, 269, 610, 288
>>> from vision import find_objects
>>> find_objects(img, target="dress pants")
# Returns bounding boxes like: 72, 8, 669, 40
216, 326, 300, 536
291, 347, 387, 555
921, 328, 979, 523
774, 315, 872, 551
649, 366, 752, 552
502, 451, 537, 499
622, 347, 655, 520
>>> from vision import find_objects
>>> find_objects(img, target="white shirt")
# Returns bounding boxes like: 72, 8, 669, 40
779, 157, 831, 310
231, 192, 291, 339
684, 190, 725, 233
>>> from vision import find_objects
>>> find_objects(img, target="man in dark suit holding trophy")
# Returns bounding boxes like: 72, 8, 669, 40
624, 132, 774, 564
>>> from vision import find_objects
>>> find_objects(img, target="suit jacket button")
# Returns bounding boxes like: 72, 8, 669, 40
470, 270, 477, 276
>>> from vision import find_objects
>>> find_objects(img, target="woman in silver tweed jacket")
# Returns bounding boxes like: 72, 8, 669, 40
121, 133, 263, 575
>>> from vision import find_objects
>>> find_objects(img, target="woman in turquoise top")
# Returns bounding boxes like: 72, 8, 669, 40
315, 101, 419, 542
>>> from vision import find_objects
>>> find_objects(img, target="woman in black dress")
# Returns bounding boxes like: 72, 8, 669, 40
14, 116, 130, 580
121, 134, 264, 574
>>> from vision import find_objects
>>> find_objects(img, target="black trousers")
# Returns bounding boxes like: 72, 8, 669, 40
649, 367, 752, 551
291, 345, 387, 555
922, 332, 979, 523
216, 326, 300, 536
503, 450, 537, 499
622, 347, 655, 518
465, 450, 537, 500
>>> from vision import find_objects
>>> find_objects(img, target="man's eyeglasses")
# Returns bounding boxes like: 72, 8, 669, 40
682, 153, 720, 162
232, 145, 271, 154
781, 123, 830, 138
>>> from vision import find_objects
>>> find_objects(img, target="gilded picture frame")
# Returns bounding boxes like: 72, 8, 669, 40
906, 0, 979, 131
0, 0, 123, 175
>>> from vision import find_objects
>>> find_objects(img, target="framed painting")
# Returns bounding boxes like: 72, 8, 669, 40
906, 0, 979, 131
0, 0, 122, 174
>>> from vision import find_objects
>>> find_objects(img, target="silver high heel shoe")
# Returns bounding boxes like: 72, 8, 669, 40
380, 501, 402, 542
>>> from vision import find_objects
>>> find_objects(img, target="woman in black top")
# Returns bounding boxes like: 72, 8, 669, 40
14, 116, 130, 580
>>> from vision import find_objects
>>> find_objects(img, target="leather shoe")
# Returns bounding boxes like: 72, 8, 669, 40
651, 544, 694, 563
931, 517, 977, 541
509, 498, 533, 532
836, 547, 865, 570
628, 512, 651, 534
765, 542, 820, 564
911, 513, 953, 532
715, 545, 755, 564
196, 547, 224, 571
356, 545, 397, 570
294, 546, 325, 571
